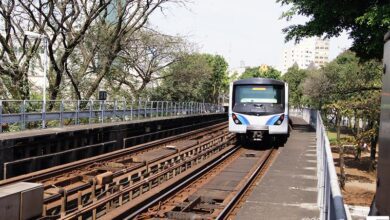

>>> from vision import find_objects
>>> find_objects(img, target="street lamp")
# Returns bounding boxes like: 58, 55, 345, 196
24, 31, 48, 103
24, 31, 49, 128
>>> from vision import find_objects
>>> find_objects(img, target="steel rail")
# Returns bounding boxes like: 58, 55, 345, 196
123, 145, 241, 220
216, 148, 275, 220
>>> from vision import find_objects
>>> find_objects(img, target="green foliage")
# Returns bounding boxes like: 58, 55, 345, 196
202, 55, 229, 103
327, 131, 354, 146
277, 0, 390, 60
282, 64, 308, 108
240, 66, 281, 80
303, 51, 382, 107
149, 53, 229, 103
302, 51, 382, 149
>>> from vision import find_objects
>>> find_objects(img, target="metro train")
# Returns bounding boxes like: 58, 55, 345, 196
228, 78, 289, 142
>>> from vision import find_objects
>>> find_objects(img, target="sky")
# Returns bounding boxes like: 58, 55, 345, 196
150, 0, 353, 70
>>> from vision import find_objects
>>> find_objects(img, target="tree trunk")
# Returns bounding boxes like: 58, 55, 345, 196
48, 70, 63, 110
370, 133, 378, 172
336, 111, 346, 188
339, 145, 346, 189
336, 112, 341, 143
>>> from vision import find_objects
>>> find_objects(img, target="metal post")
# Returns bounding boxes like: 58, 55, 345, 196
123, 100, 126, 121
138, 99, 141, 120
89, 100, 93, 124
114, 100, 118, 121
169, 101, 171, 116
162, 101, 165, 117
42, 100, 46, 129
156, 101, 159, 118
43, 38, 47, 104
151, 101, 154, 118
76, 100, 80, 125
0, 100, 3, 133
21, 100, 26, 130
166, 101, 169, 116
165, 101, 168, 117
42, 38, 48, 129
101, 100, 105, 124
144, 101, 147, 118
170, 101, 173, 116
60, 101, 64, 127
131, 100, 133, 121
173, 102, 175, 116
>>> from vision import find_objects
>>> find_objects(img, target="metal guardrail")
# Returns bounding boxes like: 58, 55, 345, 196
0, 100, 224, 133
291, 109, 347, 220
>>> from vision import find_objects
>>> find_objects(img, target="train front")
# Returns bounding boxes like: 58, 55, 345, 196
228, 78, 289, 141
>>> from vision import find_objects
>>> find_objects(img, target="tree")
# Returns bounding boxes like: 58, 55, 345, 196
105, 29, 187, 99
202, 54, 229, 103
150, 53, 213, 102
0, 0, 42, 100
77, 0, 180, 101
282, 64, 308, 108
150, 53, 229, 103
277, 0, 390, 60
240, 65, 281, 80
1, 0, 182, 103
19, 0, 111, 103
302, 51, 382, 166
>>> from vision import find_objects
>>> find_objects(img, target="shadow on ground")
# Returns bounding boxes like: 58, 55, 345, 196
292, 123, 315, 132
240, 138, 285, 150
333, 155, 373, 173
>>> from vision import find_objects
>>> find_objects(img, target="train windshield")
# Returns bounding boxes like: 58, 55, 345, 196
234, 85, 282, 104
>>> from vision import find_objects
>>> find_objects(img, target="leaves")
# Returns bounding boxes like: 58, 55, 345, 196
282, 64, 307, 108
278, 0, 390, 60
149, 53, 229, 103
240, 66, 281, 80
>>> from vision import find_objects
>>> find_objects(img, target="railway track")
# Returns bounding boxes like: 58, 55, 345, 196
118, 143, 279, 220
1, 122, 236, 219
1, 122, 280, 220
0, 121, 226, 186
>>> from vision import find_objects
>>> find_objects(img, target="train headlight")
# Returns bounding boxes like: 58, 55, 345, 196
232, 113, 242, 125
274, 114, 285, 125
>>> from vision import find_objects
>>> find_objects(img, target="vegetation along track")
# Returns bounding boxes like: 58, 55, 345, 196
0, 122, 231, 219
125, 142, 279, 220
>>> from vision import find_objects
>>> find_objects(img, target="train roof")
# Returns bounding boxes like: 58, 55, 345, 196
233, 78, 285, 86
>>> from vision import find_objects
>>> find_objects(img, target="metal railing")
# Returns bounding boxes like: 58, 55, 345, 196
0, 100, 224, 133
291, 108, 347, 220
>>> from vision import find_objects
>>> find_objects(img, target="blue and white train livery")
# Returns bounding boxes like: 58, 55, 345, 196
228, 78, 289, 141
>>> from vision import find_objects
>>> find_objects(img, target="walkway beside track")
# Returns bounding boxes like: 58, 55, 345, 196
236, 116, 319, 219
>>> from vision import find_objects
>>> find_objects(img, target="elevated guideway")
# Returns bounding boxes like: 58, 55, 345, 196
0, 107, 349, 220
0, 100, 225, 180
237, 110, 348, 220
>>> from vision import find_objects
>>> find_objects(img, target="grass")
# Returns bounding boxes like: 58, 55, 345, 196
327, 131, 354, 145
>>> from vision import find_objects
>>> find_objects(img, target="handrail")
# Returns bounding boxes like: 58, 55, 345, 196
291, 109, 347, 220
317, 111, 347, 220
0, 100, 224, 133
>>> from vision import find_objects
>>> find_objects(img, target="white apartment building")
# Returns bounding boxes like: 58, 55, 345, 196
281, 37, 329, 74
